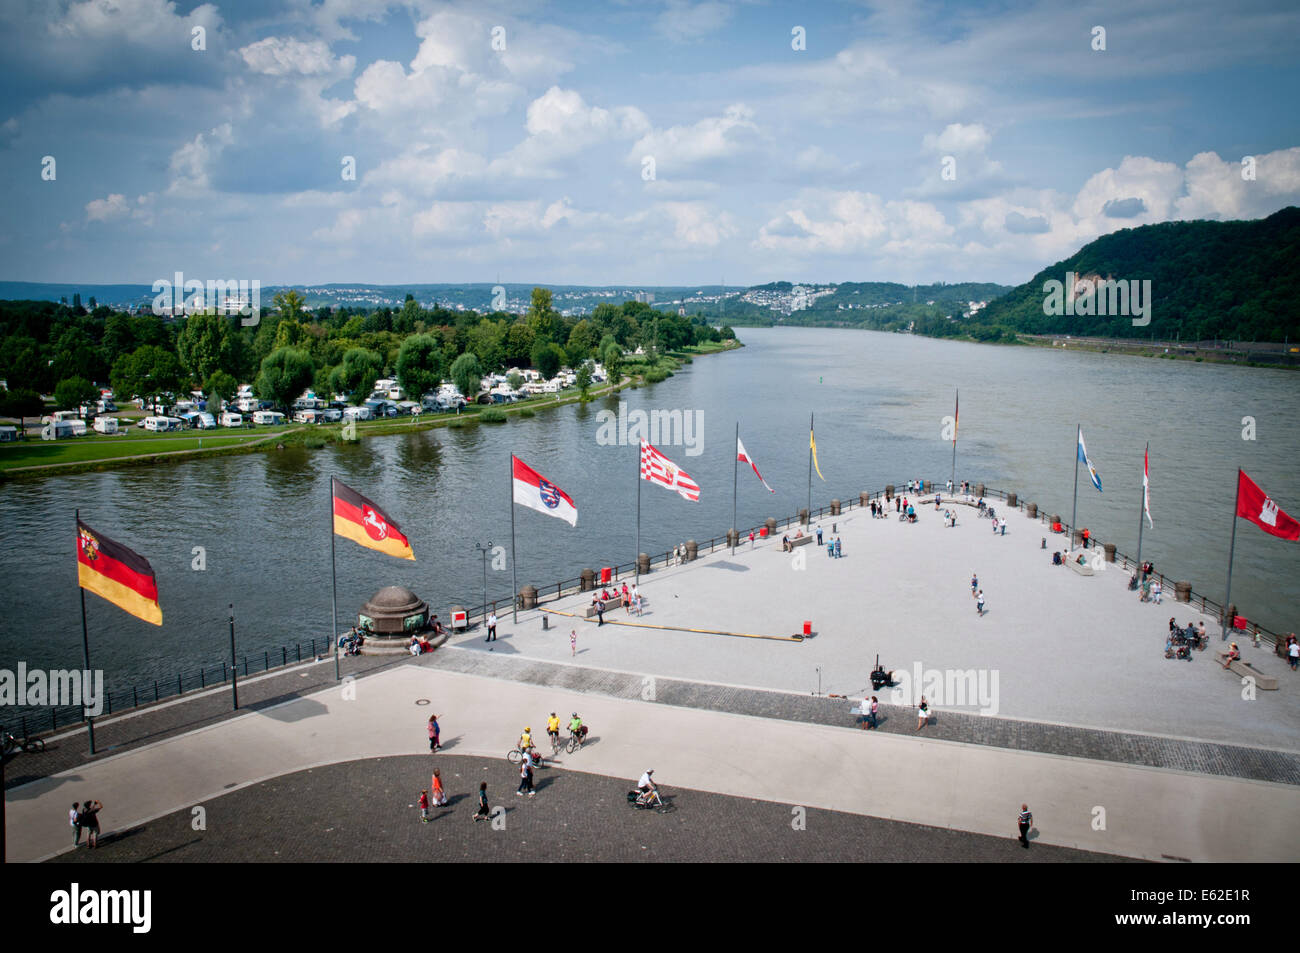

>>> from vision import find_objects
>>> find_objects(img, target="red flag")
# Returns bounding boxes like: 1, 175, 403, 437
512, 455, 577, 526
640, 440, 700, 502
1235, 469, 1300, 541
737, 436, 774, 493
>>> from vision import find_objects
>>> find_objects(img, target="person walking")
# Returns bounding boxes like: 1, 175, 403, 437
868, 696, 879, 730
474, 781, 491, 822
916, 697, 930, 730
595, 597, 605, 626
427, 714, 440, 752
976, 589, 986, 617
1000, 518, 1007, 536
70, 802, 82, 847
816, 526, 823, 546
486, 610, 498, 642
971, 573, 978, 597
622, 582, 631, 613
1018, 804, 1033, 848
432, 768, 447, 807
1288, 635, 1299, 671
834, 537, 842, 558
517, 751, 536, 798
419, 789, 430, 823
748, 530, 755, 548
634, 592, 644, 616
570, 628, 577, 656
81, 798, 102, 849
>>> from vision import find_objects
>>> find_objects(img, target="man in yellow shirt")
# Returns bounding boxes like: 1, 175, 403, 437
546, 713, 561, 747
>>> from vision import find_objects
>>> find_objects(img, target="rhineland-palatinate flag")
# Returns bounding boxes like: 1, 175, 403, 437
1236, 469, 1300, 541
737, 437, 775, 493
640, 440, 700, 502
512, 455, 577, 526
332, 477, 414, 559
76, 519, 162, 625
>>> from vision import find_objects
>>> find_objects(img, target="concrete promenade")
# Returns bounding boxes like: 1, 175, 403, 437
6, 664, 1297, 863
471, 493, 1298, 751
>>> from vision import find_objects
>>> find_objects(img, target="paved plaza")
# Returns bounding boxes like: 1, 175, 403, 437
452, 497, 1299, 751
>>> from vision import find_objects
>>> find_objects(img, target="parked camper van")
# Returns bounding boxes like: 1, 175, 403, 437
143, 416, 182, 432
253, 410, 286, 426
220, 411, 244, 427
343, 406, 371, 421
92, 416, 119, 434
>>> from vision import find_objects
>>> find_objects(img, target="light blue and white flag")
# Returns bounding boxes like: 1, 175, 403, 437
1077, 429, 1102, 492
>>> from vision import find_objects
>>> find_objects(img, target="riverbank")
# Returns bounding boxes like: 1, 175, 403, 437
1018, 334, 1300, 368
0, 338, 742, 479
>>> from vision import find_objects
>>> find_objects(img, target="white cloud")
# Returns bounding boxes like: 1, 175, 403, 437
85, 193, 128, 222
655, 1, 734, 43
632, 104, 758, 170
922, 123, 992, 156
240, 36, 355, 77
167, 123, 233, 194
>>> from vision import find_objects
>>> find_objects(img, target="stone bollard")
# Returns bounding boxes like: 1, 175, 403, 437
1225, 603, 1236, 625
765, 517, 777, 536
1006, 492, 1018, 508
976, 483, 985, 498
860, 491, 870, 507
799, 508, 809, 525
1026, 503, 1038, 519
830, 499, 841, 515
685, 540, 698, 561
1175, 581, 1192, 603
885, 484, 895, 500
1072, 530, 1084, 547
637, 553, 650, 575
1103, 542, 1116, 563
727, 529, 739, 548
519, 585, 538, 610
579, 568, 595, 592
450, 606, 467, 631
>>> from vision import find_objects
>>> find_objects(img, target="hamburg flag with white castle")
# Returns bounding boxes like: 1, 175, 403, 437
1236, 469, 1299, 540
641, 440, 700, 502
512, 455, 577, 526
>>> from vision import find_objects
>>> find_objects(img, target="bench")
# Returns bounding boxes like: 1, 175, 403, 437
782, 535, 813, 549
583, 595, 625, 618
1216, 652, 1279, 689
1065, 555, 1095, 576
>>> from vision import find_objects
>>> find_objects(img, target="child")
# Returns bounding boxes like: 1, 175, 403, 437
419, 790, 430, 823
570, 629, 577, 656
432, 768, 447, 807
473, 782, 490, 822
428, 714, 440, 752
976, 590, 985, 616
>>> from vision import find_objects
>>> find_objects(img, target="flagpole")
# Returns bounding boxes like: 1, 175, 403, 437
1135, 442, 1148, 570
807, 413, 813, 517
949, 389, 958, 490
510, 454, 519, 623
330, 478, 340, 682
1221, 468, 1241, 643
1069, 425, 1080, 553
732, 422, 739, 555
76, 508, 96, 755
635, 442, 642, 583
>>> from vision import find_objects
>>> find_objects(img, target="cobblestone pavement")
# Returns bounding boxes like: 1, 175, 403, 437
431, 647, 1300, 785
46, 754, 1136, 864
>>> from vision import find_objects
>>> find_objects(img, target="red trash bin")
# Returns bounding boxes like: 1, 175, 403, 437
803, 621, 812, 636
759, 527, 769, 538
601, 567, 612, 585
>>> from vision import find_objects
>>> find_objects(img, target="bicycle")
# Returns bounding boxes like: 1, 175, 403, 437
627, 787, 675, 813
548, 731, 562, 757
506, 746, 545, 767
1, 730, 45, 755
565, 726, 589, 754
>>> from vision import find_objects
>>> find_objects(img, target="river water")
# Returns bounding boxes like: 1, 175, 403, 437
2, 327, 1297, 697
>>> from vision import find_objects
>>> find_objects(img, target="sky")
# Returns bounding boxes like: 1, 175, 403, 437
2, 0, 1299, 288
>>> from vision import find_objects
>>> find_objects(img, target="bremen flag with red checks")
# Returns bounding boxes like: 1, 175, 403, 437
332, 478, 415, 559
640, 440, 700, 502
1235, 469, 1300, 541
77, 518, 162, 625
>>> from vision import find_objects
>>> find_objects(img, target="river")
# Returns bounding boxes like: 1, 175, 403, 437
2, 327, 1297, 699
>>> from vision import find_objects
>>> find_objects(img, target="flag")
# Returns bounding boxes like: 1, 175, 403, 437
810, 425, 824, 481
952, 390, 959, 446
1077, 429, 1102, 492
77, 519, 162, 625
737, 436, 774, 493
1235, 469, 1300, 541
640, 440, 700, 502
512, 455, 577, 526
1142, 445, 1153, 528
332, 478, 414, 559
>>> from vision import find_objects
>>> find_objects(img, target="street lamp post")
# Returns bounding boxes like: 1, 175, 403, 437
474, 541, 492, 625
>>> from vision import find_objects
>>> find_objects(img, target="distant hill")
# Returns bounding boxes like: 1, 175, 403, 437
972, 207, 1300, 341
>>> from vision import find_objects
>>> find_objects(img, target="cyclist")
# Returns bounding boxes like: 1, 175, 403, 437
518, 726, 534, 755
546, 712, 561, 747
636, 768, 657, 801
568, 712, 587, 747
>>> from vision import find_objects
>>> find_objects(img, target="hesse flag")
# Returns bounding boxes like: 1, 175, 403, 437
1077, 429, 1102, 492
512, 455, 577, 526
77, 519, 162, 625
1236, 469, 1300, 541
332, 478, 415, 560
737, 437, 775, 493
641, 440, 700, 502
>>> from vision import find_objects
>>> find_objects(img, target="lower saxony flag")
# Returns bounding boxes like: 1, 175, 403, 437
332, 477, 415, 560
76, 519, 162, 625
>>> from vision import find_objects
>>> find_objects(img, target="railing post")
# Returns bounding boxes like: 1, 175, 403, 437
297, 643, 301, 662
264, 651, 269, 671
178, 674, 183, 696
106, 693, 112, 715
154, 680, 159, 702
282, 647, 287, 666
243, 657, 248, 677
200, 668, 206, 688
133, 685, 138, 708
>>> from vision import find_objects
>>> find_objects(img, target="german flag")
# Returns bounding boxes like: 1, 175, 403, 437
77, 519, 162, 626
332, 478, 414, 560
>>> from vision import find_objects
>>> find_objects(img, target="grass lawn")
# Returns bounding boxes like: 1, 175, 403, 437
0, 429, 274, 470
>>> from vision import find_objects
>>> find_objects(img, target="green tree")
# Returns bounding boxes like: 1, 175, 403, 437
504, 321, 536, 364
566, 319, 598, 358
255, 347, 316, 410
328, 347, 384, 404
202, 369, 238, 418
525, 287, 561, 342
575, 361, 593, 401
506, 371, 524, 392
396, 334, 445, 400
531, 340, 564, 379
54, 377, 98, 412
273, 290, 306, 324
467, 318, 506, 370
177, 312, 234, 383
0, 387, 45, 434
449, 352, 483, 401
601, 338, 623, 383
110, 345, 182, 406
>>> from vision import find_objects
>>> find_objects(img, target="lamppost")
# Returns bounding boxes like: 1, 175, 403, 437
474, 541, 492, 624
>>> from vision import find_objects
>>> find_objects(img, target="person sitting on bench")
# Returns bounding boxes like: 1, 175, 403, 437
1221, 642, 1241, 668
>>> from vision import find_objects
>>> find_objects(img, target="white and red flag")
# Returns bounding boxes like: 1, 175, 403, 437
737, 436, 774, 493
1142, 445, 1153, 528
640, 440, 700, 502
1236, 469, 1299, 541
512, 455, 577, 526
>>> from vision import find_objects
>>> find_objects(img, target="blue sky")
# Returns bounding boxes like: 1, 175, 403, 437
2, 0, 1298, 287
